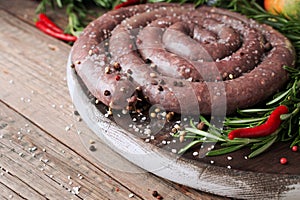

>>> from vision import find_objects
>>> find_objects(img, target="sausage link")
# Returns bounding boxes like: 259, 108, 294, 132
71, 3, 295, 115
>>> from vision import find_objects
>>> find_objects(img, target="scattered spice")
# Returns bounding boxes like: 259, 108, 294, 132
197, 121, 205, 130
280, 157, 288, 165
171, 127, 178, 133
127, 69, 133, 74
166, 112, 174, 121
292, 145, 298, 152
136, 38, 142, 44
113, 62, 122, 71
104, 90, 111, 96
159, 79, 165, 85
89, 139, 95, 144
154, 108, 161, 113
158, 85, 164, 91
150, 72, 157, 78
157, 195, 163, 200
151, 80, 158, 85
89, 145, 97, 152
179, 131, 186, 142
152, 191, 159, 197
150, 112, 156, 118
74, 110, 80, 116
192, 151, 199, 156
227, 156, 233, 161
174, 124, 181, 130
115, 75, 121, 81
150, 63, 157, 70
105, 66, 111, 74
48, 44, 59, 51
128, 193, 135, 198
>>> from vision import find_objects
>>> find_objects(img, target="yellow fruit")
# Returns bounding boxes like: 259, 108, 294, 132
264, 0, 300, 20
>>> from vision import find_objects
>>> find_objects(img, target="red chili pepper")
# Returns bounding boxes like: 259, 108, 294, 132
228, 105, 289, 140
114, 0, 147, 10
35, 21, 77, 42
38, 13, 64, 33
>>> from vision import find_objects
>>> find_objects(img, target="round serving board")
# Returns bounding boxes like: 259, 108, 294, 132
67, 54, 300, 200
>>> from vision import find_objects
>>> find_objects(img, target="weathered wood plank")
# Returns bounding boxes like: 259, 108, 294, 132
0, 182, 25, 200
0, 102, 142, 200
0, 5, 225, 200
0, 0, 68, 31
0, 160, 43, 200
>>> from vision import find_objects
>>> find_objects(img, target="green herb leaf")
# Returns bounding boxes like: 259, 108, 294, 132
178, 140, 203, 154
206, 144, 247, 156
185, 127, 225, 141
248, 135, 277, 158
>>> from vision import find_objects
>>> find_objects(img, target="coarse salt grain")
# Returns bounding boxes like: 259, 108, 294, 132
174, 124, 180, 130
65, 126, 70, 131
227, 156, 232, 160
128, 193, 134, 198
72, 186, 80, 195
192, 152, 199, 156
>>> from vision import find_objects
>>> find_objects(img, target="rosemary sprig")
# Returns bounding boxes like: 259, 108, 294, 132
178, 65, 300, 158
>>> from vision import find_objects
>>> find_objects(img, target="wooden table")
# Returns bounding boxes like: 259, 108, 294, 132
0, 1, 229, 199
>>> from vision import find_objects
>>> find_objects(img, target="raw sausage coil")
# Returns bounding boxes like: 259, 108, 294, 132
71, 3, 295, 115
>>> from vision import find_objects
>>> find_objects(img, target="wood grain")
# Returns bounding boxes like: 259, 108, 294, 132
0, 102, 142, 200
0, 2, 227, 199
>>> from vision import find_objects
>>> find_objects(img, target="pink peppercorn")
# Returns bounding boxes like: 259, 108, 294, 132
280, 157, 288, 165
292, 145, 298, 152
115, 75, 121, 81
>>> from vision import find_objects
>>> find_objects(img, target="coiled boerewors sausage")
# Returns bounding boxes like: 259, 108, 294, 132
71, 3, 295, 115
